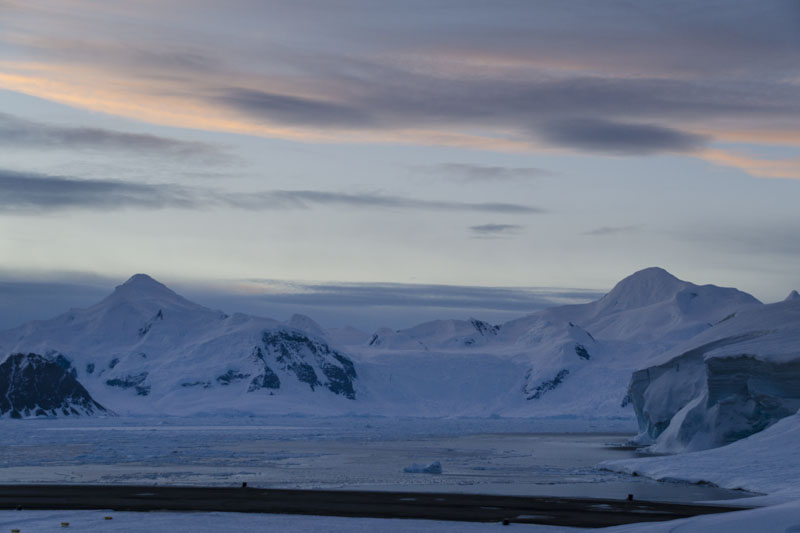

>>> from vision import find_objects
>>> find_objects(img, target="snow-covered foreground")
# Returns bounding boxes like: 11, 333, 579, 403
604, 500, 800, 532
603, 412, 800, 506
596, 413, 800, 531
2, 503, 799, 533
0, 510, 571, 533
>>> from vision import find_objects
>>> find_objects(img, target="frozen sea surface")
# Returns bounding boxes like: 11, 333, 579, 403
0, 416, 752, 503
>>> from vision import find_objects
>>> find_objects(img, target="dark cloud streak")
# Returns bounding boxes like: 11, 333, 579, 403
540, 119, 709, 155
0, 112, 230, 162
218, 88, 375, 128
0, 169, 543, 214
238, 190, 543, 213
469, 223, 524, 237
424, 163, 551, 182
231, 279, 602, 313
582, 225, 642, 237
0, 169, 197, 211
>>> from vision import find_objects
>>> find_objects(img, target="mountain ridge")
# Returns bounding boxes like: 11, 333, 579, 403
0, 267, 781, 419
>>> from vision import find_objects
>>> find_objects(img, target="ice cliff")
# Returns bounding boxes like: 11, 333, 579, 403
628, 296, 800, 452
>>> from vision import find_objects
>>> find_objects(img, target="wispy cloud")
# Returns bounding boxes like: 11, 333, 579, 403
581, 225, 641, 237
0, 169, 197, 211
0, 112, 231, 163
469, 223, 524, 238
0, 169, 544, 214
238, 191, 543, 214
421, 163, 551, 183
701, 148, 800, 180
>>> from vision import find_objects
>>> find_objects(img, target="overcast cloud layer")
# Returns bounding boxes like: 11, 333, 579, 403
2, 1, 800, 177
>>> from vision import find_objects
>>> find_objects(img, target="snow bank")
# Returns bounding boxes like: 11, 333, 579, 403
0, 510, 566, 532
604, 499, 800, 532
603, 412, 800, 504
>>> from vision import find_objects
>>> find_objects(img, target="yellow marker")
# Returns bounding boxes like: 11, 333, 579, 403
105, 516, 113, 520
61, 523, 69, 528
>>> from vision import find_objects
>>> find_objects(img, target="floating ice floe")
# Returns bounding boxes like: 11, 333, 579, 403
403, 461, 442, 474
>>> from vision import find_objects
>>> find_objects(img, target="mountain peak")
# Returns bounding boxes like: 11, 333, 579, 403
596, 267, 686, 313
116, 274, 172, 292
121, 273, 162, 286
112, 274, 181, 302
625, 266, 679, 283
287, 314, 326, 338
786, 290, 800, 302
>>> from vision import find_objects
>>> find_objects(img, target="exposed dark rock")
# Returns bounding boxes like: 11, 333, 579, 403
291, 362, 320, 390
248, 370, 280, 392
574, 344, 591, 360
181, 381, 211, 388
106, 372, 150, 396
249, 347, 281, 391
216, 370, 251, 386
262, 330, 357, 398
470, 319, 500, 336
525, 369, 570, 400
0, 353, 107, 418
138, 309, 164, 337
320, 363, 355, 398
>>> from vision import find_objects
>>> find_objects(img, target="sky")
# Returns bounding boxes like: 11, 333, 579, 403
0, 0, 799, 330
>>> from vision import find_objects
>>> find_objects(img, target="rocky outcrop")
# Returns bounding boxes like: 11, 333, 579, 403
0, 353, 107, 418
261, 330, 357, 399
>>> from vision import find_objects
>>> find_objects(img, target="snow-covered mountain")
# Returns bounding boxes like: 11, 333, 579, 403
0, 268, 774, 420
0, 352, 107, 418
0, 274, 358, 416
628, 292, 800, 452
353, 267, 760, 418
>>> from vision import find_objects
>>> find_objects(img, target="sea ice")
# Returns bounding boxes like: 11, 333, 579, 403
403, 461, 442, 474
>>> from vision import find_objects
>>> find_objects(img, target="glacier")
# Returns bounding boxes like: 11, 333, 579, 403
628, 294, 800, 452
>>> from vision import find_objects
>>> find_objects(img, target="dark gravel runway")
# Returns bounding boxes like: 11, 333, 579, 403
0, 484, 748, 528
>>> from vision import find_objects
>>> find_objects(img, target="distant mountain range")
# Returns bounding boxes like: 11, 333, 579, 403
1, 267, 797, 446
